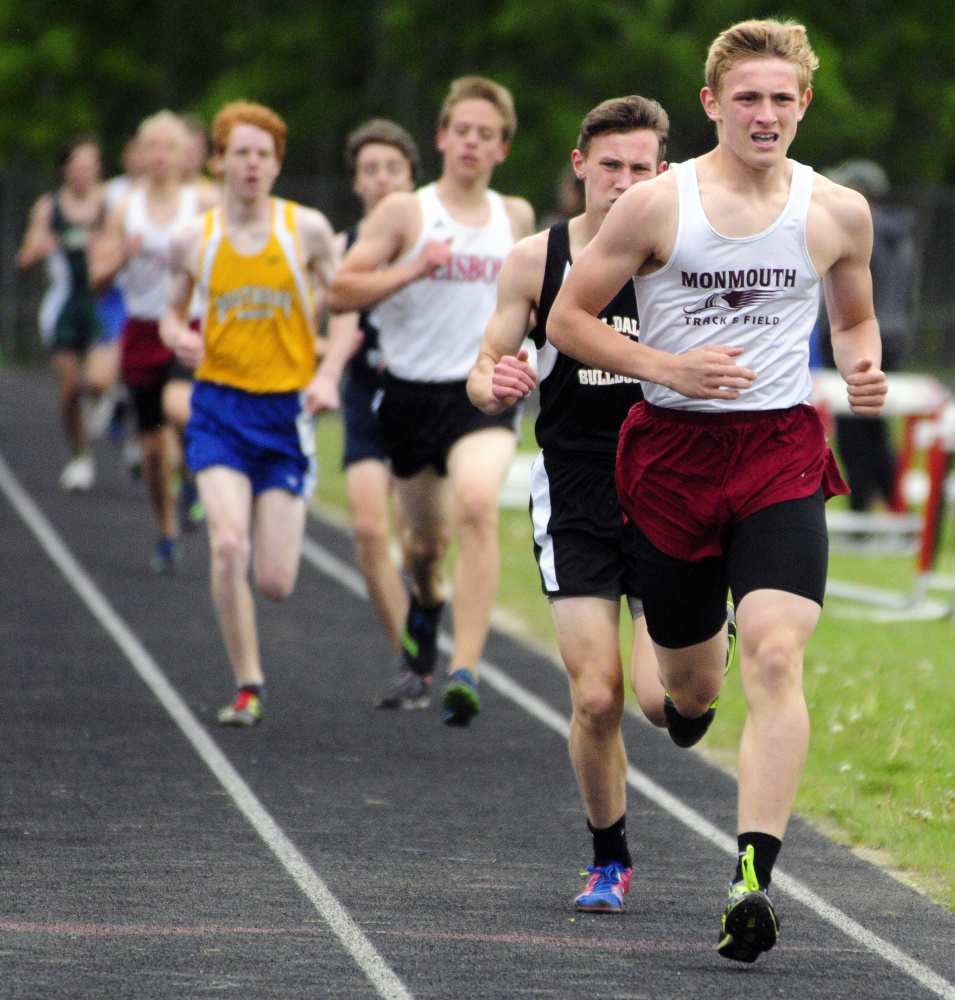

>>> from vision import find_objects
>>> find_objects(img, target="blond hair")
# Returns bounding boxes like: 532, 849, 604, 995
438, 76, 517, 143
136, 110, 189, 148
705, 19, 819, 96
211, 101, 287, 162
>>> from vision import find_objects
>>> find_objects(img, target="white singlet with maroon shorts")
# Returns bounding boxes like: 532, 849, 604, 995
120, 184, 200, 431
372, 183, 518, 479
618, 159, 848, 648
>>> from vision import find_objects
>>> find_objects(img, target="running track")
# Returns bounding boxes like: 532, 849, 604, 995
2, 366, 954, 1000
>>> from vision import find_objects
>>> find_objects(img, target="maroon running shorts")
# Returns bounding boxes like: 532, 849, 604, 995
615, 401, 848, 561
121, 317, 175, 389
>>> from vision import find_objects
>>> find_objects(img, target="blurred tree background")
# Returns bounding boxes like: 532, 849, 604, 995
4, 0, 955, 362
3, 0, 955, 217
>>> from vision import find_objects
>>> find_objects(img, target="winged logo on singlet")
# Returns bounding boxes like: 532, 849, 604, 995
683, 289, 778, 315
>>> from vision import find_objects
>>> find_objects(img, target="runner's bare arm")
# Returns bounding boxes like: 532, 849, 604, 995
819, 185, 886, 416
16, 197, 56, 270
160, 220, 205, 368
548, 181, 757, 399
311, 230, 364, 388
468, 233, 545, 414
296, 206, 340, 327
297, 207, 350, 415
327, 192, 452, 313
304, 311, 361, 415
88, 201, 140, 291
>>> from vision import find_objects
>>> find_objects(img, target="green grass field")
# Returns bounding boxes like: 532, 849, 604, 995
313, 413, 955, 912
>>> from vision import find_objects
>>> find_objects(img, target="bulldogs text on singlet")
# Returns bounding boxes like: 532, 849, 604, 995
533, 221, 642, 460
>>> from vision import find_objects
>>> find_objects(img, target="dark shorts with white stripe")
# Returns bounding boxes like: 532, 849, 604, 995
529, 449, 642, 610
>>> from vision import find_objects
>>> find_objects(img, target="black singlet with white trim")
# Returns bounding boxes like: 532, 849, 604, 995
344, 225, 384, 390
532, 221, 642, 460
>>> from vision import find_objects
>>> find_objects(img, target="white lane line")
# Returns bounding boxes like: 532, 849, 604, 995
0, 456, 412, 1000
301, 521, 955, 1000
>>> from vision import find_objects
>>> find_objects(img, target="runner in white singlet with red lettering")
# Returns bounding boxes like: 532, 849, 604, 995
329, 77, 535, 726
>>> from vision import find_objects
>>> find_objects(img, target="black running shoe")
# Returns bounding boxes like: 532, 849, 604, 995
664, 604, 736, 748
718, 845, 779, 963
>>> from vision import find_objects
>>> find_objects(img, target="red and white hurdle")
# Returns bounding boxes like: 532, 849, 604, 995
810, 370, 954, 618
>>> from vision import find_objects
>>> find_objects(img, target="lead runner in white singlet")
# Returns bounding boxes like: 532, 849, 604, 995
548, 19, 886, 964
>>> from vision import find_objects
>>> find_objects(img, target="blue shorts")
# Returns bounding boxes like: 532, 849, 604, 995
186, 381, 317, 499
341, 377, 387, 469
95, 286, 127, 344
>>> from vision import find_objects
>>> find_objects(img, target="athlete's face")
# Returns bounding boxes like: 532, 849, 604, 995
573, 129, 665, 220
141, 125, 187, 184
62, 143, 101, 195
217, 123, 281, 201
701, 57, 810, 170
352, 142, 415, 213
436, 99, 509, 183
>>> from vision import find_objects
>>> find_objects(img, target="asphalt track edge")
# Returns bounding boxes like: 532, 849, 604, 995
304, 507, 955, 1000
5, 444, 954, 1000
0, 454, 414, 1000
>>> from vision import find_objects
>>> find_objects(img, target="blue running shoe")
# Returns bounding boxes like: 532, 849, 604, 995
441, 668, 480, 726
574, 861, 632, 913
149, 537, 181, 575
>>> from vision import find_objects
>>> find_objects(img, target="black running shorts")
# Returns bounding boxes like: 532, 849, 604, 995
632, 487, 829, 649
375, 372, 518, 479
529, 450, 642, 605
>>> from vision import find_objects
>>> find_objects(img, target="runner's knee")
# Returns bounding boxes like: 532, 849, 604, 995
571, 676, 625, 735
745, 632, 803, 698
353, 508, 389, 553
405, 527, 448, 568
210, 526, 251, 580
453, 483, 498, 534
255, 568, 295, 602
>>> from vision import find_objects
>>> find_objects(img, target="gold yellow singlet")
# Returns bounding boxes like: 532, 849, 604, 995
195, 198, 316, 393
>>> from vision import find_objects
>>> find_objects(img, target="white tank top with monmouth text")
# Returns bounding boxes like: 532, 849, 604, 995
373, 183, 514, 382
121, 184, 199, 320
633, 159, 820, 411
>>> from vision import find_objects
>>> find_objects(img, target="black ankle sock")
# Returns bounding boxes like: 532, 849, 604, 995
734, 832, 781, 888
403, 595, 444, 676
409, 593, 444, 624
588, 815, 632, 868
239, 683, 263, 700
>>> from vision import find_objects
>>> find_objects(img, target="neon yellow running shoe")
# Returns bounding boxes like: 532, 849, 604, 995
718, 844, 779, 963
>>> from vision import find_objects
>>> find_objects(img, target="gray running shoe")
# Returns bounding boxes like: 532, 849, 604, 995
376, 668, 431, 710
59, 454, 95, 492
